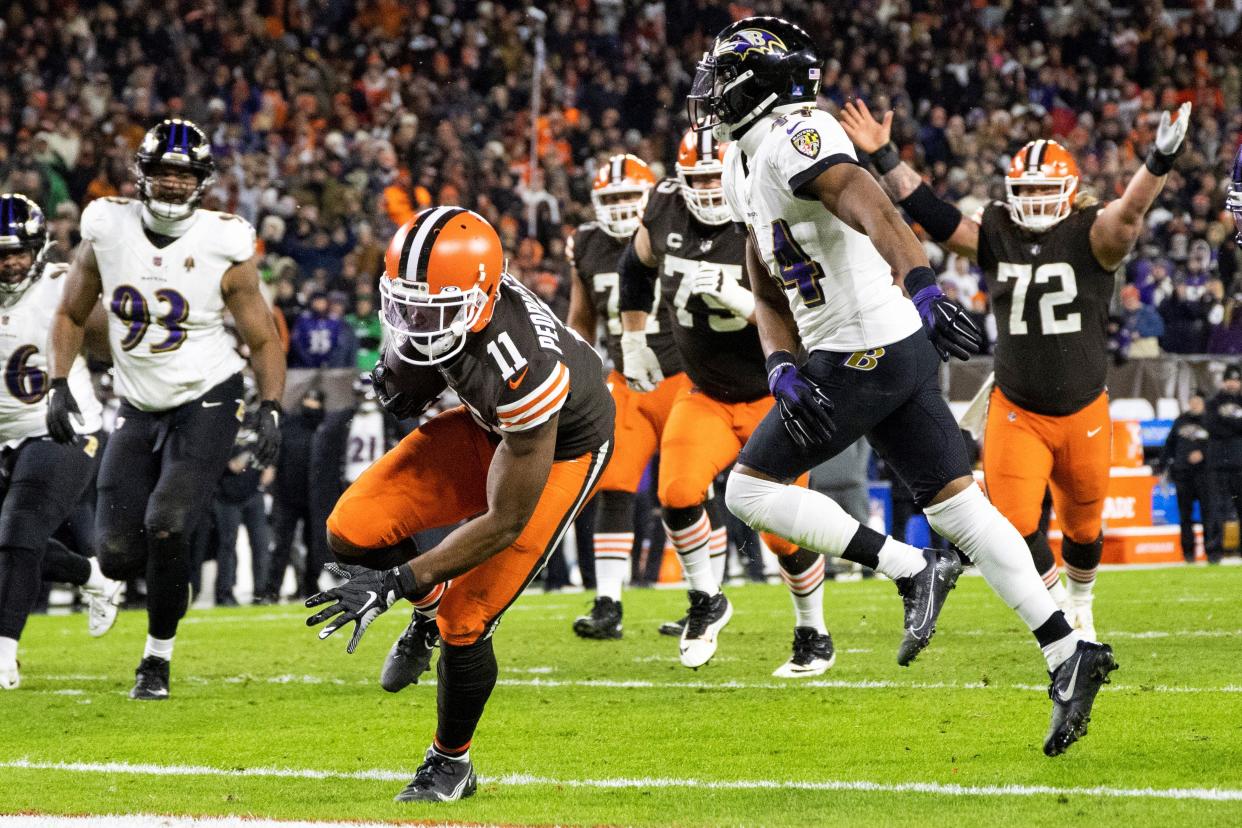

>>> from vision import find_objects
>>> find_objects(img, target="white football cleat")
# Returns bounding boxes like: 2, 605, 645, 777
1067, 600, 1096, 643
81, 559, 125, 638
0, 659, 18, 690
679, 590, 732, 669
772, 627, 836, 678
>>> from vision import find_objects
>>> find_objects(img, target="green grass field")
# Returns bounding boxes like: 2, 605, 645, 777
3, 565, 1241, 827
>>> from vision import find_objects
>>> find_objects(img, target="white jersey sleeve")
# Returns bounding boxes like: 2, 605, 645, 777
765, 109, 860, 198
79, 197, 133, 249
209, 212, 258, 264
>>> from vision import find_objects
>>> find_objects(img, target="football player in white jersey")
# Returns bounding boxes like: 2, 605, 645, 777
48, 119, 286, 700
0, 194, 123, 690
692, 17, 1116, 756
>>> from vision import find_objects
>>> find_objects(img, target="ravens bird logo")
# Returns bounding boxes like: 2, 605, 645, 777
714, 29, 787, 59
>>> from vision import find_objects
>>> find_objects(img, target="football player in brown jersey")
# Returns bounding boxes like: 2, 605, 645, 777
567, 153, 696, 640
306, 207, 614, 803
841, 98, 1192, 642
619, 130, 835, 677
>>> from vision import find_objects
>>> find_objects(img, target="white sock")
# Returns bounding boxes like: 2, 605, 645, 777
593, 532, 631, 602
708, 527, 727, 585
0, 637, 16, 663
923, 485, 1060, 632
143, 635, 175, 661
1046, 575, 1070, 611
877, 536, 928, 579
1041, 633, 1080, 672
412, 581, 448, 620
665, 510, 717, 594
1065, 562, 1097, 605
431, 744, 470, 763
780, 556, 827, 633
85, 557, 110, 592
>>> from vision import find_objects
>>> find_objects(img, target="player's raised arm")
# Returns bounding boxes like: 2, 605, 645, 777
839, 99, 980, 261
616, 223, 663, 391
1090, 102, 1191, 271
223, 254, 287, 465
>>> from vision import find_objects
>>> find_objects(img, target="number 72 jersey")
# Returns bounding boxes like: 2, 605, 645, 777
977, 201, 1114, 416
81, 198, 250, 412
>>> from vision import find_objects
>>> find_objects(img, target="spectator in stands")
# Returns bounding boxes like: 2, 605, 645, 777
257, 389, 324, 603
345, 295, 383, 371
1162, 390, 1212, 563
1205, 365, 1242, 563
1118, 285, 1164, 358
1159, 280, 1217, 354
289, 292, 351, 369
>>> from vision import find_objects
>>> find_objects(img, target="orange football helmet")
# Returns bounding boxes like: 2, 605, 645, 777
379, 206, 504, 365
590, 154, 656, 238
1005, 139, 1080, 231
675, 129, 731, 225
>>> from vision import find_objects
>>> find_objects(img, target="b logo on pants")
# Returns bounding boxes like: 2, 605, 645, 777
844, 348, 886, 371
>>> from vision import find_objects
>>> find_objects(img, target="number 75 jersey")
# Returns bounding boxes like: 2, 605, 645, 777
81, 198, 250, 412
721, 106, 921, 353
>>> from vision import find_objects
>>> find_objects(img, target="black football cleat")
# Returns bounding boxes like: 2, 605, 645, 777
381, 613, 439, 693
894, 548, 962, 666
129, 656, 170, 700
679, 590, 732, 669
1044, 640, 1118, 757
773, 627, 836, 678
658, 614, 687, 637
394, 749, 478, 802
573, 596, 623, 640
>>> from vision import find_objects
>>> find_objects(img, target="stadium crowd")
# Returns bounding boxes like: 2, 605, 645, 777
2, 0, 1241, 369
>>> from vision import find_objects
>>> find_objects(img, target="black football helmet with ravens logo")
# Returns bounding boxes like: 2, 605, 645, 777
133, 118, 216, 221
0, 193, 49, 305
688, 16, 821, 142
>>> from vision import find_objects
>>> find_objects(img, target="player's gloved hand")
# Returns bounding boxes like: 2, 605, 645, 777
252, 400, 282, 467
1145, 102, 1192, 176
306, 562, 425, 654
690, 262, 756, 320
906, 266, 983, 362
767, 351, 835, 449
621, 330, 663, 392
46, 377, 83, 444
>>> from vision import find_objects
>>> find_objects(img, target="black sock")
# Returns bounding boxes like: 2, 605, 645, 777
840, 524, 886, 570
41, 539, 92, 586
146, 533, 190, 640
1061, 534, 1103, 571
1024, 530, 1057, 581
1032, 611, 1074, 648
778, 546, 820, 578
662, 504, 704, 532
435, 637, 498, 756
0, 546, 42, 639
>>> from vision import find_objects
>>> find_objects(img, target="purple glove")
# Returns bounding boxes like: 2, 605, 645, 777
767, 351, 835, 450
907, 267, 983, 362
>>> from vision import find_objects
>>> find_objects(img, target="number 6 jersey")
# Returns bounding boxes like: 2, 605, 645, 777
0, 269, 102, 445
81, 197, 251, 411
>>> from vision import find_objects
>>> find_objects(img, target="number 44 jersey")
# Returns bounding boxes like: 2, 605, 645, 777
977, 202, 1113, 416
81, 197, 251, 412
0, 268, 102, 445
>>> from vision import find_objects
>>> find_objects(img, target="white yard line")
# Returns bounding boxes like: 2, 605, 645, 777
0, 818, 426, 828
2, 759, 1241, 804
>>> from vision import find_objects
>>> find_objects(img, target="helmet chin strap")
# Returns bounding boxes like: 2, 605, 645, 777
142, 202, 199, 238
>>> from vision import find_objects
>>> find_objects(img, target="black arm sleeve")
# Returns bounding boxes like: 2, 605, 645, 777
898, 183, 964, 243
618, 240, 658, 313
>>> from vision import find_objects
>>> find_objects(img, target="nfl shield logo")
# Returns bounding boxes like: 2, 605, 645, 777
791, 128, 821, 159
153, 256, 162, 266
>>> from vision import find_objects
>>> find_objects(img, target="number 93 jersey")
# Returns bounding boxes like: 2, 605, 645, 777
0, 269, 102, 445
722, 106, 921, 354
977, 202, 1113, 416
82, 197, 250, 412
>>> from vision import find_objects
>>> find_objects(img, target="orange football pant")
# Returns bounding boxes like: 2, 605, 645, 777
598, 370, 691, 493
327, 407, 609, 645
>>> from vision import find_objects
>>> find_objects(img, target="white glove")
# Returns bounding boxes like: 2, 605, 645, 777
621, 330, 663, 392
690, 263, 756, 320
1155, 102, 1192, 156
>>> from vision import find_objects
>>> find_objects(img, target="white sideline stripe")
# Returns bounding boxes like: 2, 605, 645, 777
3, 760, 1242, 803
0, 819, 408, 828
31, 673, 1242, 695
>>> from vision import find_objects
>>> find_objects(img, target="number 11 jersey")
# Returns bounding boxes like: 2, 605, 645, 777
81, 198, 251, 411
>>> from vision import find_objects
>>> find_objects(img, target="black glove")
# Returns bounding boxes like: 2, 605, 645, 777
767, 351, 836, 450
46, 378, 82, 444
306, 562, 423, 653
252, 400, 282, 467
907, 266, 983, 362
371, 358, 419, 419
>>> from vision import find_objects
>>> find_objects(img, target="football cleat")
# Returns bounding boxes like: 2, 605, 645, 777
381, 613, 439, 693
679, 590, 732, 669
772, 627, 836, 678
573, 596, 623, 640
129, 656, 170, 701
0, 658, 18, 690
1067, 599, 1097, 642
394, 748, 478, 802
659, 615, 687, 637
894, 548, 962, 666
1044, 640, 1118, 757
81, 564, 125, 638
